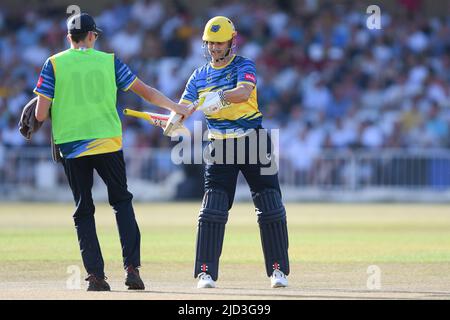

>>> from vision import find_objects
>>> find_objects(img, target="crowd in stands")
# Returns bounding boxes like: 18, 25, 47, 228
1, 0, 449, 185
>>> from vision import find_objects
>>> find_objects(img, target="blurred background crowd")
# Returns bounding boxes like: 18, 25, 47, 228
1, 0, 450, 192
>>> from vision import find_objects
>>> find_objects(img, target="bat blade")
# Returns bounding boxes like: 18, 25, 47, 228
163, 100, 199, 137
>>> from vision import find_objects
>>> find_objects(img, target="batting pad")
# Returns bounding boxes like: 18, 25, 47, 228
253, 189, 290, 277
194, 189, 229, 281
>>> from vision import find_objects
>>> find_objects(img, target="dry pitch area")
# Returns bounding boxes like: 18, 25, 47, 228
0, 202, 449, 300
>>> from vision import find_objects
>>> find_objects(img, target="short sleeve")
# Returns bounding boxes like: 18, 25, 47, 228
115, 57, 138, 91
237, 58, 257, 86
180, 70, 198, 104
33, 58, 55, 100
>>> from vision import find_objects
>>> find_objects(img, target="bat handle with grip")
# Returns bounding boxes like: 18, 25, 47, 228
123, 108, 168, 128
123, 108, 148, 120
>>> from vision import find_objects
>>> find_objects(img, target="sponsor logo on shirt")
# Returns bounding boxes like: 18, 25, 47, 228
244, 73, 256, 82
37, 76, 43, 88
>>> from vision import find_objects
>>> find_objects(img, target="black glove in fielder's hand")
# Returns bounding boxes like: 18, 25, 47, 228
18, 96, 43, 140
18, 96, 62, 163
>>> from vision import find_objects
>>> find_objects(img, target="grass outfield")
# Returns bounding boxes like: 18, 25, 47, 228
0, 202, 449, 299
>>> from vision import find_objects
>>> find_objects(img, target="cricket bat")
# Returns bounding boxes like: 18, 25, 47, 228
163, 100, 199, 137
123, 108, 169, 128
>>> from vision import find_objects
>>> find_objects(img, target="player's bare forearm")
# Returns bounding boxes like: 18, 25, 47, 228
35, 95, 52, 122
130, 78, 188, 116
223, 83, 254, 103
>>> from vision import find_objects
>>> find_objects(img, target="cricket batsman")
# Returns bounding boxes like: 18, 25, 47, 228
178, 16, 290, 288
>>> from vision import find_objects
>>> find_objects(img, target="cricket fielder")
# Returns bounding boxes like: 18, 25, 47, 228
34, 13, 189, 291
179, 16, 290, 288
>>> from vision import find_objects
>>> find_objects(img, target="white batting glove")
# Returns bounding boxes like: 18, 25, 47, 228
197, 90, 231, 115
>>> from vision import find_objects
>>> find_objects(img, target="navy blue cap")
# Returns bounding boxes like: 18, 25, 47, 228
67, 13, 102, 35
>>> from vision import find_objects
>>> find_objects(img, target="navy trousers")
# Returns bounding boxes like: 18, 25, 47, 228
204, 128, 281, 209
194, 129, 288, 279
62, 150, 141, 278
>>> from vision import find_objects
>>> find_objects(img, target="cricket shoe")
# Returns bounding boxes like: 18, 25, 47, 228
125, 266, 145, 290
270, 270, 288, 288
197, 272, 216, 288
85, 274, 111, 291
